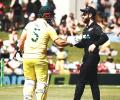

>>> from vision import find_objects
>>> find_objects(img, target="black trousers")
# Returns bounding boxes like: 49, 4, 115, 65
74, 53, 100, 100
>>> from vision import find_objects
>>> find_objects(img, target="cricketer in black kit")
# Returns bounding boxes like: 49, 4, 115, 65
73, 6, 109, 100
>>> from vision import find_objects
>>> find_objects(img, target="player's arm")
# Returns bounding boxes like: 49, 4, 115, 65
66, 35, 83, 46
94, 33, 109, 47
54, 38, 68, 47
19, 29, 27, 52
88, 27, 109, 52
48, 26, 68, 47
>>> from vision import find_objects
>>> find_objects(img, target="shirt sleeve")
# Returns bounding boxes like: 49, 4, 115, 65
94, 26, 109, 46
74, 39, 85, 48
47, 26, 59, 41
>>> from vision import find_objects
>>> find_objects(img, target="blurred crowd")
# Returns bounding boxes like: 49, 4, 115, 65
0, 0, 42, 31
0, 0, 120, 75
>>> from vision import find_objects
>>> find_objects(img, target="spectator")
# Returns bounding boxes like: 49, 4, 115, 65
22, 4, 29, 26
0, 39, 8, 59
97, 0, 111, 21
34, 0, 42, 15
4, 59, 14, 75
7, 42, 16, 60
0, 2, 5, 31
28, 12, 36, 22
6, 9, 14, 26
104, 53, 116, 74
48, 55, 55, 73
27, 0, 38, 16
0, 39, 3, 59
60, 14, 67, 26
0, 40, 10, 75
47, 0, 56, 14
0, 2, 5, 19
57, 22, 70, 37
7, 59, 23, 75
10, 0, 23, 29
99, 40, 111, 55
110, 16, 120, 35
55, 46, 69, 74
113, 0, 120, 21
1, 15, 11, 32
8, 26, 19, 44
66, 13, 78, 36
116, 16, 120, 27
106, 53, 114, 62
97, 63, 108, 73
85, 0, 97, 8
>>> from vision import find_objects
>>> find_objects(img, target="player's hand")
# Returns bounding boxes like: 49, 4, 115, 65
67, 36, 75, 45
67, 35, 82, 46
75, 35, 82, 43
88, 44, 96, 52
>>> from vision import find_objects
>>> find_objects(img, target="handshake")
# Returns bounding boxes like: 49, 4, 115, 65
66, 35, 82, 46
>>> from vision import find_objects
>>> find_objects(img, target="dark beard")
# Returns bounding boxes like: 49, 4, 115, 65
83, 17, 90, 24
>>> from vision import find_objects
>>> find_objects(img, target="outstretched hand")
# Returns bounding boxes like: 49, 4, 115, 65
67, 35, 82, 46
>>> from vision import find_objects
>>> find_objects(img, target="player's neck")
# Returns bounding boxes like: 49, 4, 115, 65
87, 20, 94, 27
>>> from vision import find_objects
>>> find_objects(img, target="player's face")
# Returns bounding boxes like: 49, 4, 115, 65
44, 13, 55, 26
81, 12, 90, 24
46, 17, 55, 26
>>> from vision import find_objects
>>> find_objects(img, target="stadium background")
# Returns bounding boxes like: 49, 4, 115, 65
0, 0, 120, 100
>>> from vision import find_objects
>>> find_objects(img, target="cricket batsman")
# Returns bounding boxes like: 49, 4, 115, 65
19, 5, 68, 100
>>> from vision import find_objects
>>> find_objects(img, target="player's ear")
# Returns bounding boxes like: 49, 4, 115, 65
89, 13, 92, 18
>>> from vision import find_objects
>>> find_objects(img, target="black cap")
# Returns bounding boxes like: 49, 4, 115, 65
80, 6, 96, 17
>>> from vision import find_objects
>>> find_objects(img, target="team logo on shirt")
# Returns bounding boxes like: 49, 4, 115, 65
88, 28, 93, 32
83, 34, 90, 39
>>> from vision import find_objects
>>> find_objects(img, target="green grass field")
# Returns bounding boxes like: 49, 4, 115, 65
0, 85, 120, 100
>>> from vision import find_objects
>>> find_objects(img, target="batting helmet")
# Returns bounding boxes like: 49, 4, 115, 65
38, 6, 54, 19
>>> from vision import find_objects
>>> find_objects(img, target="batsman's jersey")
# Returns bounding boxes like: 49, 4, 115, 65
22, 19, 59, 61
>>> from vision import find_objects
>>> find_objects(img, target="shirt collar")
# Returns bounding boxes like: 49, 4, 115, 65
86, 20, 95, 29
